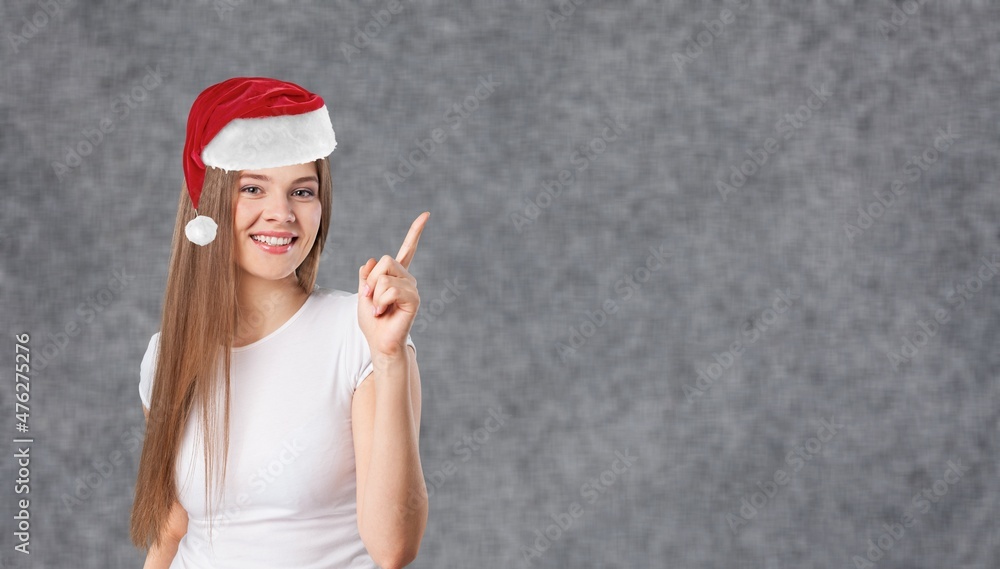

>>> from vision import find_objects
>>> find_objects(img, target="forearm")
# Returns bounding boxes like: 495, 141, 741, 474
360, 349, 427, 567
142, 536, 181, 569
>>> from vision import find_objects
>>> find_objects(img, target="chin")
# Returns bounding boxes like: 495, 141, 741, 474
237, 264, 301, 283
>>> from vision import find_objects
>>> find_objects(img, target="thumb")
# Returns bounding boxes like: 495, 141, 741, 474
358, 258, 375, 299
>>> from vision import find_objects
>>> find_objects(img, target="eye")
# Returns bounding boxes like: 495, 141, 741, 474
240, 185, 262, 195
292, 188, 316, 198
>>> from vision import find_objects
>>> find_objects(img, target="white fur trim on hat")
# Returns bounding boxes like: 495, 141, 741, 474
201, 105, 337, 171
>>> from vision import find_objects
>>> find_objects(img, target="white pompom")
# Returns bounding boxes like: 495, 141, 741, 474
185, 215, 218, 246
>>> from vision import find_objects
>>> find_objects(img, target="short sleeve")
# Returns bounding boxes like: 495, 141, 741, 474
138, 332, 160, 409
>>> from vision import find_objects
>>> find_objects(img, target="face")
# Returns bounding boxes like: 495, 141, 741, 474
233, 162, 322, 283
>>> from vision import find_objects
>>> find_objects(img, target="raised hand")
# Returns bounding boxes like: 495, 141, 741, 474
357, 211, 429, 357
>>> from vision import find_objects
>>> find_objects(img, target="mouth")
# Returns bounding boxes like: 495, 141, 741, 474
250, 233, 298, 254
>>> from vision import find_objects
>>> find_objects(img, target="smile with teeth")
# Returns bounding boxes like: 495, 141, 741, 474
251, 235, 295, 246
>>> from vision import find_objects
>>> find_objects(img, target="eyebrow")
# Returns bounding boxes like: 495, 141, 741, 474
240, 173, 319, 185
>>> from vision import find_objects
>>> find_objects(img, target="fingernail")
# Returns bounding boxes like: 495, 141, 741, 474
372, 306, 378, 317
363, 284, 370, 296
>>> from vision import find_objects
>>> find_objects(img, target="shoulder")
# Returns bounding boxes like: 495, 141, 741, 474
309, 285, 359, 312
139, 331, 162, 407
311, 284, 356, 300
301, 285, 361, 331
142, 332, 161, 360
300, 286, 367, 360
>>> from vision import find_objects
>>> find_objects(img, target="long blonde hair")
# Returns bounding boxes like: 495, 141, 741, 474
130, 158, 332, 550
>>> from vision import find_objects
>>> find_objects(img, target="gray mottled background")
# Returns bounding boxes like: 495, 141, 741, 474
1, 0, 998, 567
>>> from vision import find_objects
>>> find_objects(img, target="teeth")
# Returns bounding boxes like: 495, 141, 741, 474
252, 235, 293, 246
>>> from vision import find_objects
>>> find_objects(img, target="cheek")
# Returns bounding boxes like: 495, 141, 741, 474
303, 205, 323, 232
232, 203, 257, 235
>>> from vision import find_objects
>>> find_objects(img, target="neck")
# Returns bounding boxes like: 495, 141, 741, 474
234, 272, 310, 346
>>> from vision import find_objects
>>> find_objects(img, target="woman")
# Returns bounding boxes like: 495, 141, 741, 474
130, 76, 429, 568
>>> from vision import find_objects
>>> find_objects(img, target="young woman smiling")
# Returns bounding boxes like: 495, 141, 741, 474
130, 77, 429, 569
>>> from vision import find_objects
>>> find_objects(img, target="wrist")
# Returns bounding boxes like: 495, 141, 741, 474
370, 344, 408, 369
370, 335, 408, 357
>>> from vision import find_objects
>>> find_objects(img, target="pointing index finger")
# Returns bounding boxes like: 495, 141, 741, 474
395, 211, 430, 270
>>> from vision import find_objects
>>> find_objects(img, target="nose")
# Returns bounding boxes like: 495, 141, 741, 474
263, 194, 295, 223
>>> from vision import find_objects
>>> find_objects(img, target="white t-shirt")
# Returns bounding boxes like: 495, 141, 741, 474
138, 286, 415, 569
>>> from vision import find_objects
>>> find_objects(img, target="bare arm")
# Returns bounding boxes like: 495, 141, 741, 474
141, 404, 188, 569
352, 345, 426, 569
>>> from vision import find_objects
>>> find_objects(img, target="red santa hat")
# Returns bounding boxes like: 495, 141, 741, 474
182, 77, 337, 245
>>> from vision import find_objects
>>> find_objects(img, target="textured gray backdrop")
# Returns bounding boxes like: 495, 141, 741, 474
1, 0, 998, 567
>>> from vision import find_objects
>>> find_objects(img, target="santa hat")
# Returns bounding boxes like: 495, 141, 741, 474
181, 77, 337, 245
